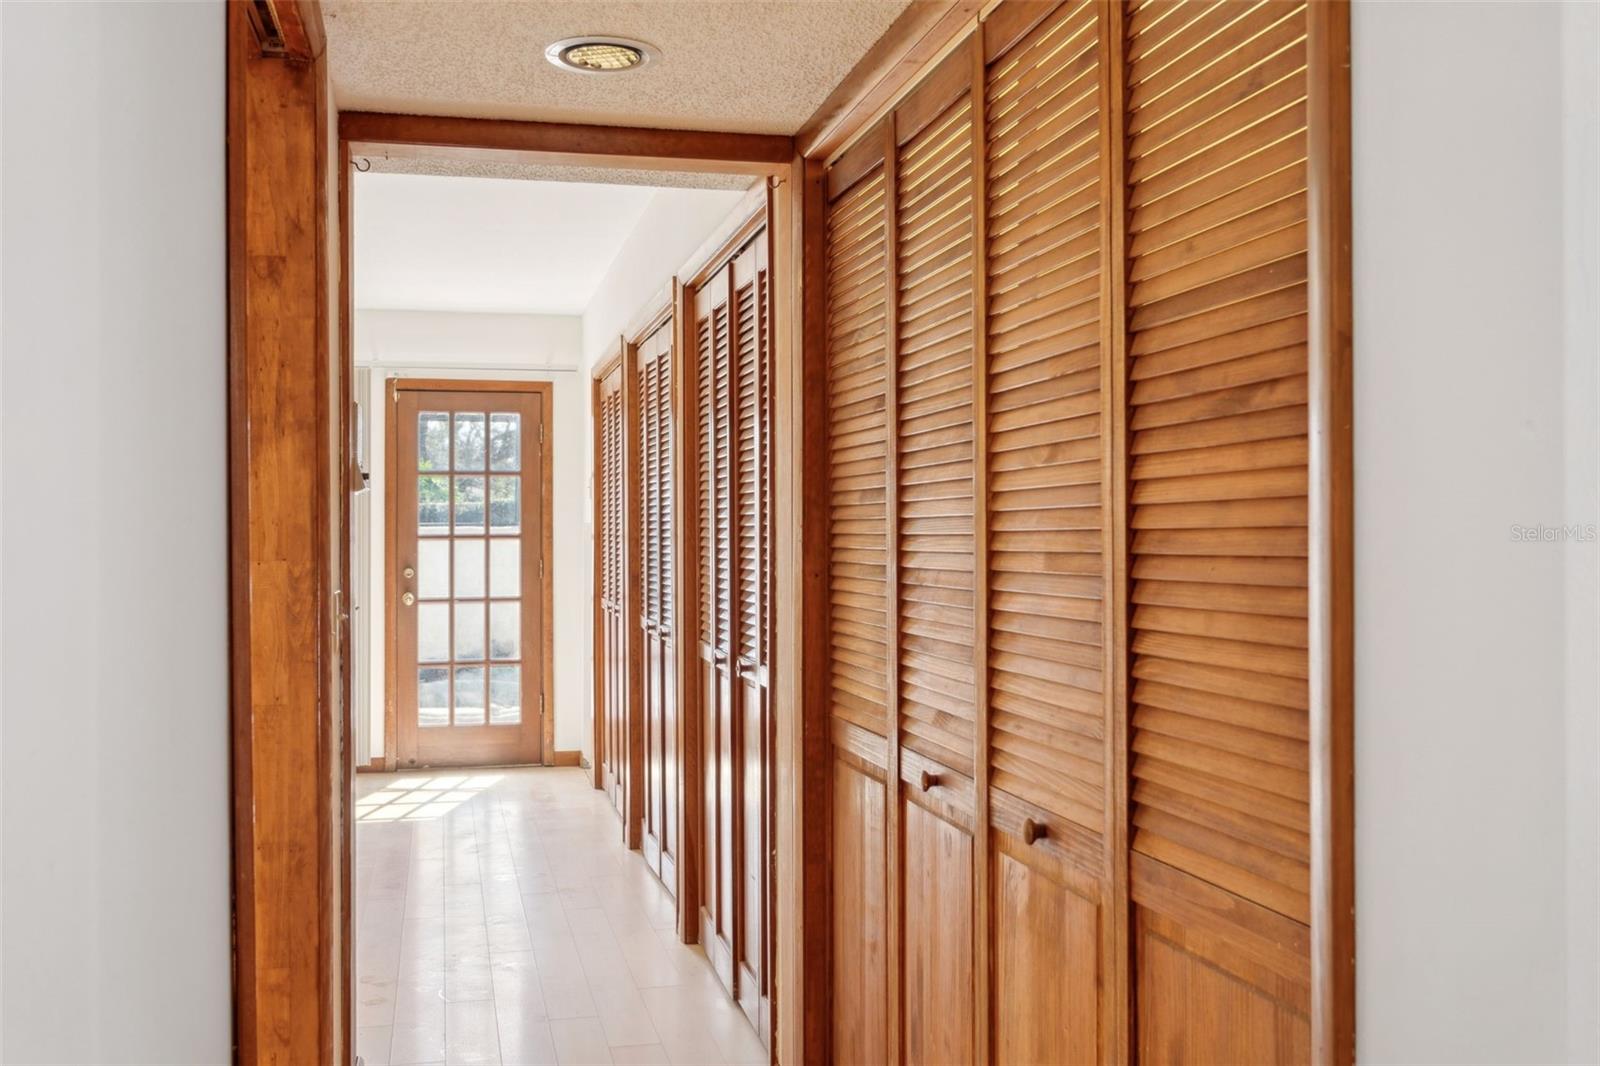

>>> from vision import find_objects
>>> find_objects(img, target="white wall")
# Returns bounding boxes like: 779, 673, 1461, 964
356, 310, 589, 757
1353, 2, 1599, 1061
0, 2, 231, 1061
575, 187, 750, 766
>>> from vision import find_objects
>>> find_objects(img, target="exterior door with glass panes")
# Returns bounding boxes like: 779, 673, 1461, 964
394, 382, 546, 767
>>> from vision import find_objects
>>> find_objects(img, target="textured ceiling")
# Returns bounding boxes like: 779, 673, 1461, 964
324, 0, 912, 135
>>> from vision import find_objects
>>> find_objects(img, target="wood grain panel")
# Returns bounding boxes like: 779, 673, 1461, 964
831, 758, 889, 1065
901, 798, 974, 1065
992, 835, 1100, 1065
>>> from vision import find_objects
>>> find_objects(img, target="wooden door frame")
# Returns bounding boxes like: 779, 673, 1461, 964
383, 377, 557, 769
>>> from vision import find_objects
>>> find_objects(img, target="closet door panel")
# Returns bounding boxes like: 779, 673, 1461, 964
596, 365, 629, 824
831, 754, 889, 1065
991, 834, 1099, 1065
901, 797, 974, 1066
638, 320, 678, 892
1125, 0, 1313, 1050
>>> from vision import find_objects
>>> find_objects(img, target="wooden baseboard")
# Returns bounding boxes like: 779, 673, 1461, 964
355, 757, 386, 774
552, 749, 582, 767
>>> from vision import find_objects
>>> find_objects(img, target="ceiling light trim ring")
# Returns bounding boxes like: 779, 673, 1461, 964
544, 36, 658, 75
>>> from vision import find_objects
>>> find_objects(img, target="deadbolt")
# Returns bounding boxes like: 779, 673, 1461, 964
403, 566, 415, 579
401, 591, 416, 607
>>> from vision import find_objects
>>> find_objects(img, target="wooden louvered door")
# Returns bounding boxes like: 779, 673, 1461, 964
1124, 0, 1315, 1057
695, 258, 739, 993
815, 0, 1345, 1061
730, 235, 773, 1039
636, 316, 679, 893
593, 357, 629, 823
692, 221, 775, 1045
981, 2, 1117, 1061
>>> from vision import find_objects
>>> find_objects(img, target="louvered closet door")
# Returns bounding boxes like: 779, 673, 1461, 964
824, 156, 893, 1066
1124, 1, 1313, 1057
596, 362, 628, 821
637, 318, 679, 894
731, 236, 773, 1039
982, 2, 1113, 1061
695, 262, 738, 992
894, 67, 979, 1066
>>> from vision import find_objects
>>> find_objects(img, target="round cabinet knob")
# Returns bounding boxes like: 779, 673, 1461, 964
401, 592, 416, 607
403, 566, 415, 579
1021, 818, 1046, 845
918, 770, 937, 792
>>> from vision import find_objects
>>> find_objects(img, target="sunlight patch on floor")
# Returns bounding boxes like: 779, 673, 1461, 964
354, 773, 502, 821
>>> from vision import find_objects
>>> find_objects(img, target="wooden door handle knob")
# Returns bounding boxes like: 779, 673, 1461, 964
919, 770, 937, 792
1022, 818, 1046, 845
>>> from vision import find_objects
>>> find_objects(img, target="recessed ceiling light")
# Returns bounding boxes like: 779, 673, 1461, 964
545, 36, 656, 74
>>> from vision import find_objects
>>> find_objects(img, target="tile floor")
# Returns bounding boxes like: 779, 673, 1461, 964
356, 767, 768, 1066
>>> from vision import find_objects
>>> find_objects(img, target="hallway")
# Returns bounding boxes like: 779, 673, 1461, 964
356, 768, 769, 1066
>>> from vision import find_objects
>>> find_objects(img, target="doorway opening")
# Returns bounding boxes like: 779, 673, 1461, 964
348, 154, 780, 1065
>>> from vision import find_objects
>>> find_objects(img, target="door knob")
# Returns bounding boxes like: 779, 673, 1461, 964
403, 566, 415, 579
401, 592, 416, 606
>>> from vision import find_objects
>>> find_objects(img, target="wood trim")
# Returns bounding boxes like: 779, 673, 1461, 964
553, 749, 583, 768
1099, 3, 1133, 1059
341, 111, 793, 176
878, 114, 904, 1066
1307, 2, 1356, 1062
674, 276, 704, 939
798, 0, 983, 161
383, 377, 558, 767
228, 0, 340, 1059
623, 335, 646, 844
965, 32, 992, 1065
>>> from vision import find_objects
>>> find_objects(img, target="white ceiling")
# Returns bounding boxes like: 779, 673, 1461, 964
324, 0, 911, 134
356, 172, 693, 314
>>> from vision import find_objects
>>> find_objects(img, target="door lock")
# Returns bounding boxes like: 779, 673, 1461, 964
401, 592, 416, 606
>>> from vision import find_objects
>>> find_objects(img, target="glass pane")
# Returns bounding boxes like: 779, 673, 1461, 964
489, 539, 521, 598
454, 539, 485, 599
417, 540, 449, 600
454, 413, 486, 470
490, 413, 520, 471
489, 666, 520, 725
489, 601, 520, 660
417, 603, 449, 663
418, 476, 450, 536
454, 476, 485, 534
490, 476, 520, 533
454, 667, 486, 726
419, 667, 450, 728
454, 601, 485, 661
418, 412, 450, 471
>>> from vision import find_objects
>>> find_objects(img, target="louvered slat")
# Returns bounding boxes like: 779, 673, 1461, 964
983, 0, 1107, 832
697, 314, 715, 647
736, 278, 760, 661
827, 170, 891, 737
1126, 0, 1312, 925
897, 96, 977, 778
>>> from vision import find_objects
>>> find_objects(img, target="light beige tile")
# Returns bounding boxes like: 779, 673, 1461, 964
358, 1024, 393, 1066
489, 951, 548, 1024
607, 1044, 670, 1065
586, 974, 659, 1048
390, 1022, 446, 1066
444, 999, 501, 1065
496, 1018, 558, 1066
551, 1018, 613, 1065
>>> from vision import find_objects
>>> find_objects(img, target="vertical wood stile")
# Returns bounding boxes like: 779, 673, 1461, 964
879, 115, 904, 1066
674, 275, 703, 936
623, 334, 644, 848
966, 30, 992, 1064
1100, 2, 1131, 1059
1306, 3, 1354, 1062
